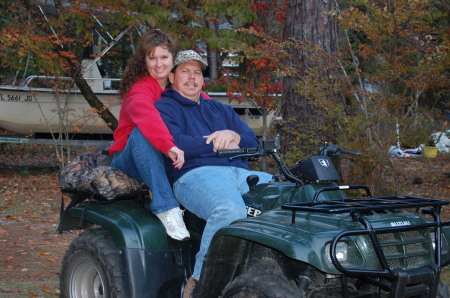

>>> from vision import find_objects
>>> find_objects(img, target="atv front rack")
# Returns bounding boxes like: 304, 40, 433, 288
282, 185, 448, 219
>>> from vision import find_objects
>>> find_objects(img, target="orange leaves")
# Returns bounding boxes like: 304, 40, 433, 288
253, 58, 268, 71
357, 44, 377, 59
57, 51, 76, 59
27, 286, 58, 297
37, 252, 55, 262
5, 259, 16, 266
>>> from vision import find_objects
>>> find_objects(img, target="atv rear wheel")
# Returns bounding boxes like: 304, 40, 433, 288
60, 228, 125, 298
220, 272, 299, 298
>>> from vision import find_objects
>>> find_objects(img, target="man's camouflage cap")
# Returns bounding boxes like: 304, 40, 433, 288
174, 50, 207, 70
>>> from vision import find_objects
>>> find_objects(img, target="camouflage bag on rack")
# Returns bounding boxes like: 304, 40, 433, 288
57, 149, 142, 201
57, 153, 97, 195
89, 166, 141, 200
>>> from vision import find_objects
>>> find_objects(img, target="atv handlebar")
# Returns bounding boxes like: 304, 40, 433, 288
216, 148, 260, 158
340, 149, 361, 156
319, 142, 361, 157
217, 139, 359, 186
217, 140, 304, 185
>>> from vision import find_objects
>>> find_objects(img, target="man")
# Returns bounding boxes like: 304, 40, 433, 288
155, 50, 273, 297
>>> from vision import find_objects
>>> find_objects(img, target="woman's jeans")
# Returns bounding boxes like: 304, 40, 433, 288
111, 127, 179, 215
173, 166, 273, 280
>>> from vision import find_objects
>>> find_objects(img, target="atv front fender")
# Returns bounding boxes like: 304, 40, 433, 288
210, 208, 364, 275
210, 208, 450, 277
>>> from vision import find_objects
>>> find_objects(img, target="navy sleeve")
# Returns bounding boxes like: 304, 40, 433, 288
155, 98, 214, 158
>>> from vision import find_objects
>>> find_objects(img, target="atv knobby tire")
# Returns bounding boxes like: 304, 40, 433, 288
220, 273, 299, 298
60, 228, 125, 298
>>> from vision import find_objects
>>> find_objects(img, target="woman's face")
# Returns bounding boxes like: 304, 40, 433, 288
145, 46, 174, 82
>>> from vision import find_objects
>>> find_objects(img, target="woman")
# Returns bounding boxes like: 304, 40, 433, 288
108, 29, 189, 241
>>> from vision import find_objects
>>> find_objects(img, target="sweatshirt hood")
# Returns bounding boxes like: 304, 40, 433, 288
161, 88, 203, 106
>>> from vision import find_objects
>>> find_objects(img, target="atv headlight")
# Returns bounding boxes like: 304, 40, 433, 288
430, 231, 450, 254
430, 232, 436, 250
326, 242, 348, 263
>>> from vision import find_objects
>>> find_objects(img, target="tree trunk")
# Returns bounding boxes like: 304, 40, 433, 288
75, 77, 118, 132
281, 0, 339, 152
65, 57, 118, 132
206, 20, 219, 80
207, 49, 219, 80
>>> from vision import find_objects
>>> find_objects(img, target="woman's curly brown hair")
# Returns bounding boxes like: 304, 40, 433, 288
119, 29, 178, 99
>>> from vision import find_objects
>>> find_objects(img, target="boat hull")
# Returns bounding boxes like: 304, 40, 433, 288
0, 87, 275, 137
0, 86, 119, 135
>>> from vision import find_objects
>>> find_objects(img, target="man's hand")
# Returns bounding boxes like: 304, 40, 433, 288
167, 147, 185, 169
204, 130, 241, 152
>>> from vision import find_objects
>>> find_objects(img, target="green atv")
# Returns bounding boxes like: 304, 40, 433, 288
58, 139, 450, 297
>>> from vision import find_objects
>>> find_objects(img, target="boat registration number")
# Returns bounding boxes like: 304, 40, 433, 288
0, 94, 33, 102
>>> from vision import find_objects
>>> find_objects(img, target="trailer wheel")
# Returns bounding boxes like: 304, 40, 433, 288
220, 272, 299, 298
60, 228, 125, 298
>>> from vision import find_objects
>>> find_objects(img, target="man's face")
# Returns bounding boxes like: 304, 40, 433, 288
169, 60, 204, 102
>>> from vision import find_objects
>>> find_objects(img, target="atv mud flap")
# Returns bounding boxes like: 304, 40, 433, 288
120, 244, 190, 298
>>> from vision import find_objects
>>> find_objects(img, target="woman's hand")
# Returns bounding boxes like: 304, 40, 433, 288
204, 130, 241, 152
167, 147, 185, 169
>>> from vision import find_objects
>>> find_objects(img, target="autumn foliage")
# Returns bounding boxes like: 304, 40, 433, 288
0, 0, 448, 193
214, 0, 448, 193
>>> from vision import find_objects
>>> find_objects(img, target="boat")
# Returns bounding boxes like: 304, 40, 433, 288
0, 60, 277, 139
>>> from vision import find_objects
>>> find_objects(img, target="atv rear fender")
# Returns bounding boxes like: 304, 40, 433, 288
58, 198, 175, 250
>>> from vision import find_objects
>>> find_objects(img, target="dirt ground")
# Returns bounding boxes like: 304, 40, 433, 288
0, 144, 89, 297
0, 143, 449, 297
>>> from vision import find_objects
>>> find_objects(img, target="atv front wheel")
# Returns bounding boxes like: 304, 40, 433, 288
60, 228, 125, 298
220, 272, 299, 298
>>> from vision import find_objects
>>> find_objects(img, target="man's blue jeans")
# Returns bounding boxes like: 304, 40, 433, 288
173, 166, 273, 280
111, 127, 179, 214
